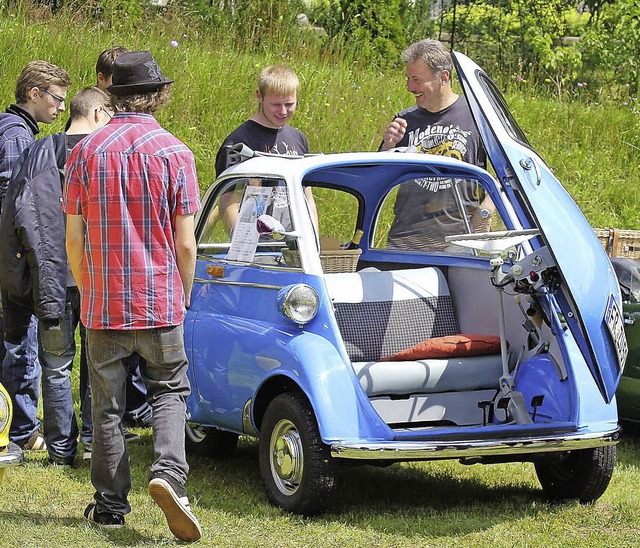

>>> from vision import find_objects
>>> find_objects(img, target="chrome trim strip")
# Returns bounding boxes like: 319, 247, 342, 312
194, 278, 283, 290
330, 429, 619, 460
0, 441, 24, 468
242, 399, 258, 437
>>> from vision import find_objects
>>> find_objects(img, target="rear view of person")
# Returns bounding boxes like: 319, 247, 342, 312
78, 46, 153, 463
64, 50, 201, 542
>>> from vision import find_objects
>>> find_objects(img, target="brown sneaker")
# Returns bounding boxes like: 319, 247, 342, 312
23, 429, 47, 451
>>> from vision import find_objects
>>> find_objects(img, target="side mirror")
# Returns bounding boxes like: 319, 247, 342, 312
226, 143, 255, 167
256, 214, 301, 241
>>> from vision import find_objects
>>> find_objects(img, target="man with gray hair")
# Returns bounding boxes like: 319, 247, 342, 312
0, 86, 112, 466
378, 38, 491, 250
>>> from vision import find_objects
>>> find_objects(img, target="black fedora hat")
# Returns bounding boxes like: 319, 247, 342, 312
107, 50, 174, 96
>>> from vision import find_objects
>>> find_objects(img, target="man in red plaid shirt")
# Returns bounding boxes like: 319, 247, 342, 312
63, 50, 202, 542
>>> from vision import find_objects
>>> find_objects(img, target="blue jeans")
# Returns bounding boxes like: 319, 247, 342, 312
1, 290, 41, 446
38, 287, 80, 462
87, 325, 191, 515
79, 326, 152, 447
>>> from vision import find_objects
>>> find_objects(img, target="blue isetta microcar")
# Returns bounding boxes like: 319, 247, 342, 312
183, 53, 627, 515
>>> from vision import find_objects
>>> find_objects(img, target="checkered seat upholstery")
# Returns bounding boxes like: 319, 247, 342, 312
324, 267, 503, 397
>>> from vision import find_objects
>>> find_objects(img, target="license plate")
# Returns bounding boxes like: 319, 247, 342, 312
605, 295, 628, 371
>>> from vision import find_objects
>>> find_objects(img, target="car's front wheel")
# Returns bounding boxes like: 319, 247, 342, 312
534, 445, 616, 503
258, 392, 337, 515
185, 423, 239, 457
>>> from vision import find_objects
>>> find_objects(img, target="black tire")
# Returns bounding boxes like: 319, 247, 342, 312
534, 445, 617, 503
185, 423, 239, 457
258, 392, 337, 516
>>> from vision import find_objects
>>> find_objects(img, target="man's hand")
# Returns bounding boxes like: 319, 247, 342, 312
380, 117, 408, 151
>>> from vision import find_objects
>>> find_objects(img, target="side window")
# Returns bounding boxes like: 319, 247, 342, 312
373, 176, 501, 254
197, 177, 299, 267
307, 185, 361, 248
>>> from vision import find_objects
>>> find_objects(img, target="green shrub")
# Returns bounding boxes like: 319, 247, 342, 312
309, 0, 406, 67
580, 0, 640, 100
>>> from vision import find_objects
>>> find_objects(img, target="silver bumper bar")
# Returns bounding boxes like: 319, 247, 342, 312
0, 441, 25, 468
331, 429, 620, 460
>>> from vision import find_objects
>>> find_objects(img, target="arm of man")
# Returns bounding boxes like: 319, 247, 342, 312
0, 132, 34, 205
175, 213, 197, 309
66, 214, 85, 291
15, 178, 67, 321
379, 117, 408, 151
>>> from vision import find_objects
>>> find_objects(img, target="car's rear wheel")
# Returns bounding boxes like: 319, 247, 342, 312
534, 445, 616, 503
258, 392, 337, 515
185, 423, 239, 457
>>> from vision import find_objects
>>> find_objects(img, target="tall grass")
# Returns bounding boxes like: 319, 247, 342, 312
1, 6, 638, 228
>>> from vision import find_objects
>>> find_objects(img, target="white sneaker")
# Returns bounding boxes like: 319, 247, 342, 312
148, 473, 202, 542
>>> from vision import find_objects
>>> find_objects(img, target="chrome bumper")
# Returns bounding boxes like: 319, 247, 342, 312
331, 429, 620, 460
0, 441, 24, 468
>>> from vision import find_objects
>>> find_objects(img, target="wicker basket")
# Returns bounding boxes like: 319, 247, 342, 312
595, 228, 640, 259
282, 248, 362, 273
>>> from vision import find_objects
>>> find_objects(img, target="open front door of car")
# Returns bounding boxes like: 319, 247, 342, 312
452, 51, 625, 402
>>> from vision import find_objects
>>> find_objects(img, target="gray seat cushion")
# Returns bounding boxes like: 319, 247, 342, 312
325, 267, 502, 397
352, 355, 503, 396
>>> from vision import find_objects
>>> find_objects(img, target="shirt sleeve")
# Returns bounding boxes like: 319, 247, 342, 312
215, 136, 234, 177
173, 148, 201, 216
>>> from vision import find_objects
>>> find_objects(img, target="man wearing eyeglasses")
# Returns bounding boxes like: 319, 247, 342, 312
0, 87, 111, 466
0, 60, 70, 453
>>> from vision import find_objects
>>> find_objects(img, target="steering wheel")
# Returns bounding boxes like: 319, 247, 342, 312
444, 229, 540, 254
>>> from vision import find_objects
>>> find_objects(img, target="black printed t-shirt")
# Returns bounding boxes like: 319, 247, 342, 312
215, 119, 309, 177
383, 97, 489, 250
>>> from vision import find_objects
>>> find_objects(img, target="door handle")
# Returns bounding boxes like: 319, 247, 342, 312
519, 157, 541, 186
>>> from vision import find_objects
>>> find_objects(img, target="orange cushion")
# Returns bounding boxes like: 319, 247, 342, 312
382, 334, 502, 361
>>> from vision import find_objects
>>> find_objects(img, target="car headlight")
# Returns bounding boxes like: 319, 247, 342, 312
0, 388, 10, 435
276, 284, 319, 326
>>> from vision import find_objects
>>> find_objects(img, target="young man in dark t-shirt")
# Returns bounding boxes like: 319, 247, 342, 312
379, 39, 493, 250
215, 65, 309, 175
215, 65, 317, 232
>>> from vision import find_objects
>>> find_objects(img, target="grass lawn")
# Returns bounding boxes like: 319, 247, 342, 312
2, 425, 640, 547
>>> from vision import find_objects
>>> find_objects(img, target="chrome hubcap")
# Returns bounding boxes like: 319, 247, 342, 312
186, 423, 207, 443
270, 419, 303, 495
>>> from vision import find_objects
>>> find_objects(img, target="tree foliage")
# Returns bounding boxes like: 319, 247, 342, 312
580, 0, 640, 97
309, 0, 406, 66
